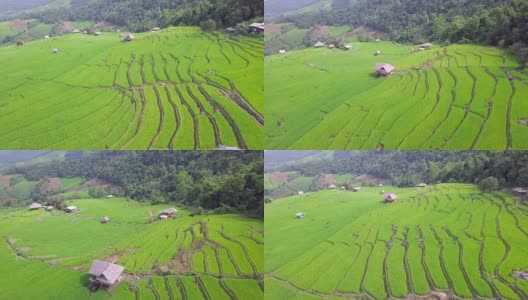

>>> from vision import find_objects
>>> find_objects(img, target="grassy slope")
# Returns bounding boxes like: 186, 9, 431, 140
0, 197, 263, 299
265, 42, 525, 150
265, 183, 528, 299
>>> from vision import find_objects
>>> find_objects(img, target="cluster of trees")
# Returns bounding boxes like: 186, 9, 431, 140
21, 0, 263, 32
277, 0, 528, 65
272, 151, 528, 191
9, 151, 264, 217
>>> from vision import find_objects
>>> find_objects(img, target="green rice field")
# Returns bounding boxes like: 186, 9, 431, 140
265, 42, 528, 150
265, 183, 528, 299
0, 197, 263, 299
0, 27, 263, 150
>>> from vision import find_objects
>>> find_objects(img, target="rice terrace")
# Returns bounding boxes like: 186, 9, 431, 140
265, 184, 528, 299
265, 42, 528, 150
0, 27, 263, 150
0, 198, 263, 299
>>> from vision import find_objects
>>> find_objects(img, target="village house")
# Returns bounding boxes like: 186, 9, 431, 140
52, 48, 61, 54
314, 41, 325, 48
328, 44, 335, 49
94, 32, 101, 36
374, 50, 381, 56
279, 49, 286, 54
28, 203, 42, 210
384, 193, 398, 203
375, 63, 394, 77
512, 187, 527, 197
123, 34, 134, 42
353, 187, 361, 192
159, 208, 177, 220
298, 191, 304, 195
378, 183, 384, 187
341, 186, 346, 190
72, 29, 80, 33
151, 27, 161, 31
416, 183, 427, 188
44, 35, 50, 39
344, 44, 353, 50
65, 206, 78, 213
296, 212, 305, 218
328, 184, 337, 189
225, 27, 236, 34
88, 260, 125, 290
249, 22, 264, 34
101, 216, 110, 224
420, 42, 432, 49
45, 206, 54, 211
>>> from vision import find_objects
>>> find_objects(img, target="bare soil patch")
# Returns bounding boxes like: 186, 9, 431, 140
314, 174, 335, 189
19, 247, 31, 253
105, 248, 134, 263
310, 26, 329, 40
40, 177, 63, 193
0, 175, 12, 188
268, 172, 289, 185
9, 19, 29, 31
54, 22, 74, 34
72, 178, 119, 192
265, 24, 282, 34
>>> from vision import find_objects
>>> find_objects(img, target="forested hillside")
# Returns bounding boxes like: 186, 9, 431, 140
5, 151, 264, 217
276, 0, 528, 64
268, 151, 528, 189
13, 0, 263, 32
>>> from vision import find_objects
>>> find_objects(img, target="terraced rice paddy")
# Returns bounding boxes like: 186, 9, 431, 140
0, 198, 263, 299
0, 27, 263, 149
265, 43, 528, 149
265, 183, 528, 299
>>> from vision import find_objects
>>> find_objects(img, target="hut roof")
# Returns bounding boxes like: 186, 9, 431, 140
512, 187, 527, 193
152, 27, 161, 31
375, 63, 394, 73
328, 184, 337, 188
88, 260, 124, 285
314, 41, 325, 47
353, 187, 361, 190
421, 42, 432, 47
65, 205, 77, 210
123, 34, 134, 41
159, 208, 177, 215
29, 203, 42, 209
416, 183, 427, 187
250, 22, 264, 28
295, 212, 305, 218
344, 45, 353, 49
217, 145, 241, 150
102, 216, 110, 222
384, 193, 398, 201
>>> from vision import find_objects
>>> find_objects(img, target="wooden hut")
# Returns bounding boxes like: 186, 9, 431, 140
328, 184, 337, 189
384, 193, 398, 203
314, 41, 325, 48
353, 187, 361, 192
151, 27, 161, 31
512, 188, 527, 197
123, 34, 134, 42
416, 183, 427, 188
65, 205, 78, 213
344, 44, 353, 50
375, 63, 394, 77
88, 260, 124, 289
296, 212, 305, 219
159, 208, 177, 220
101, 217, 110, 223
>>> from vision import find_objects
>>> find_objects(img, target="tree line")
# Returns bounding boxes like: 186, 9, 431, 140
8, 151, 264, 218
19, 0, 263, 32
270, 151, 528, 190
276, 0, 528, 66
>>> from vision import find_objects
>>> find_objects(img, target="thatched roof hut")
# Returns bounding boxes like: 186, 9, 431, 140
384, 193, 398, 203
88, 260, 124, 288
123, 34, 134, 42
151, 27, 161, 31
375, 63, 394, 77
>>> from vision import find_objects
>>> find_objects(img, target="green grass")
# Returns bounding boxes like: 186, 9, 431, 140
0, 197, 263, 299
265, 183, 528, 299
265, 42, 524, 149
0, 27, 263, 150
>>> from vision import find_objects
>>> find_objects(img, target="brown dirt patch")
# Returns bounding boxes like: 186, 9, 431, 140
163, 249, 192, 273
19, 247, 31, 253
0, 175, 12, 188
7, 238, 19, 246
265, 24, 281, 34
40, 177, 63, 193
9, 19, 29, 31
54, 21, 74, 34
314, 174, 335, 189
72, 178, 118, 192
268, 172, 289, 185
104, 248, 134, 263
310, 25, 329, 40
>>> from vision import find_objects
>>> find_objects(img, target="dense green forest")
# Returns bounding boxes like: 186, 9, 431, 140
276, 0, 528, 65
269, 151, 528, 189
7, 151, 264, 217
17, 0, 263, 32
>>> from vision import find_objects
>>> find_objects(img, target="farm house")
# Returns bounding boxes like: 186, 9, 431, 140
384, 193, 398, 203
159, 208, 177, 220
28, 203, 42, 210
378, 184, 384, 187
151, 27, 161, 31
296, 212, 305, 218
88, 260, 125, 290
52, 48, 61, 54
341, 186, 346, 190
353, 187, 360, 192
328, 184, 337, 189
279, 49, 286, 54
225, 27, 236, 34
374, 50, 381, 56
249, 22, 264, 33
101, 217, 110, 223
298, 191, 304, 195
123, 34, 134, 42
375, 63, 394, 77
107, 195, 114, 198
65, 206, 78, 213
420, 42, 432, 49
314, 41, 325, 48
45, 206, 54, 211
328, 44, 335, 49
416, 183, 427, 188
344, 44, 353, 50
512, 187, 527, 197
